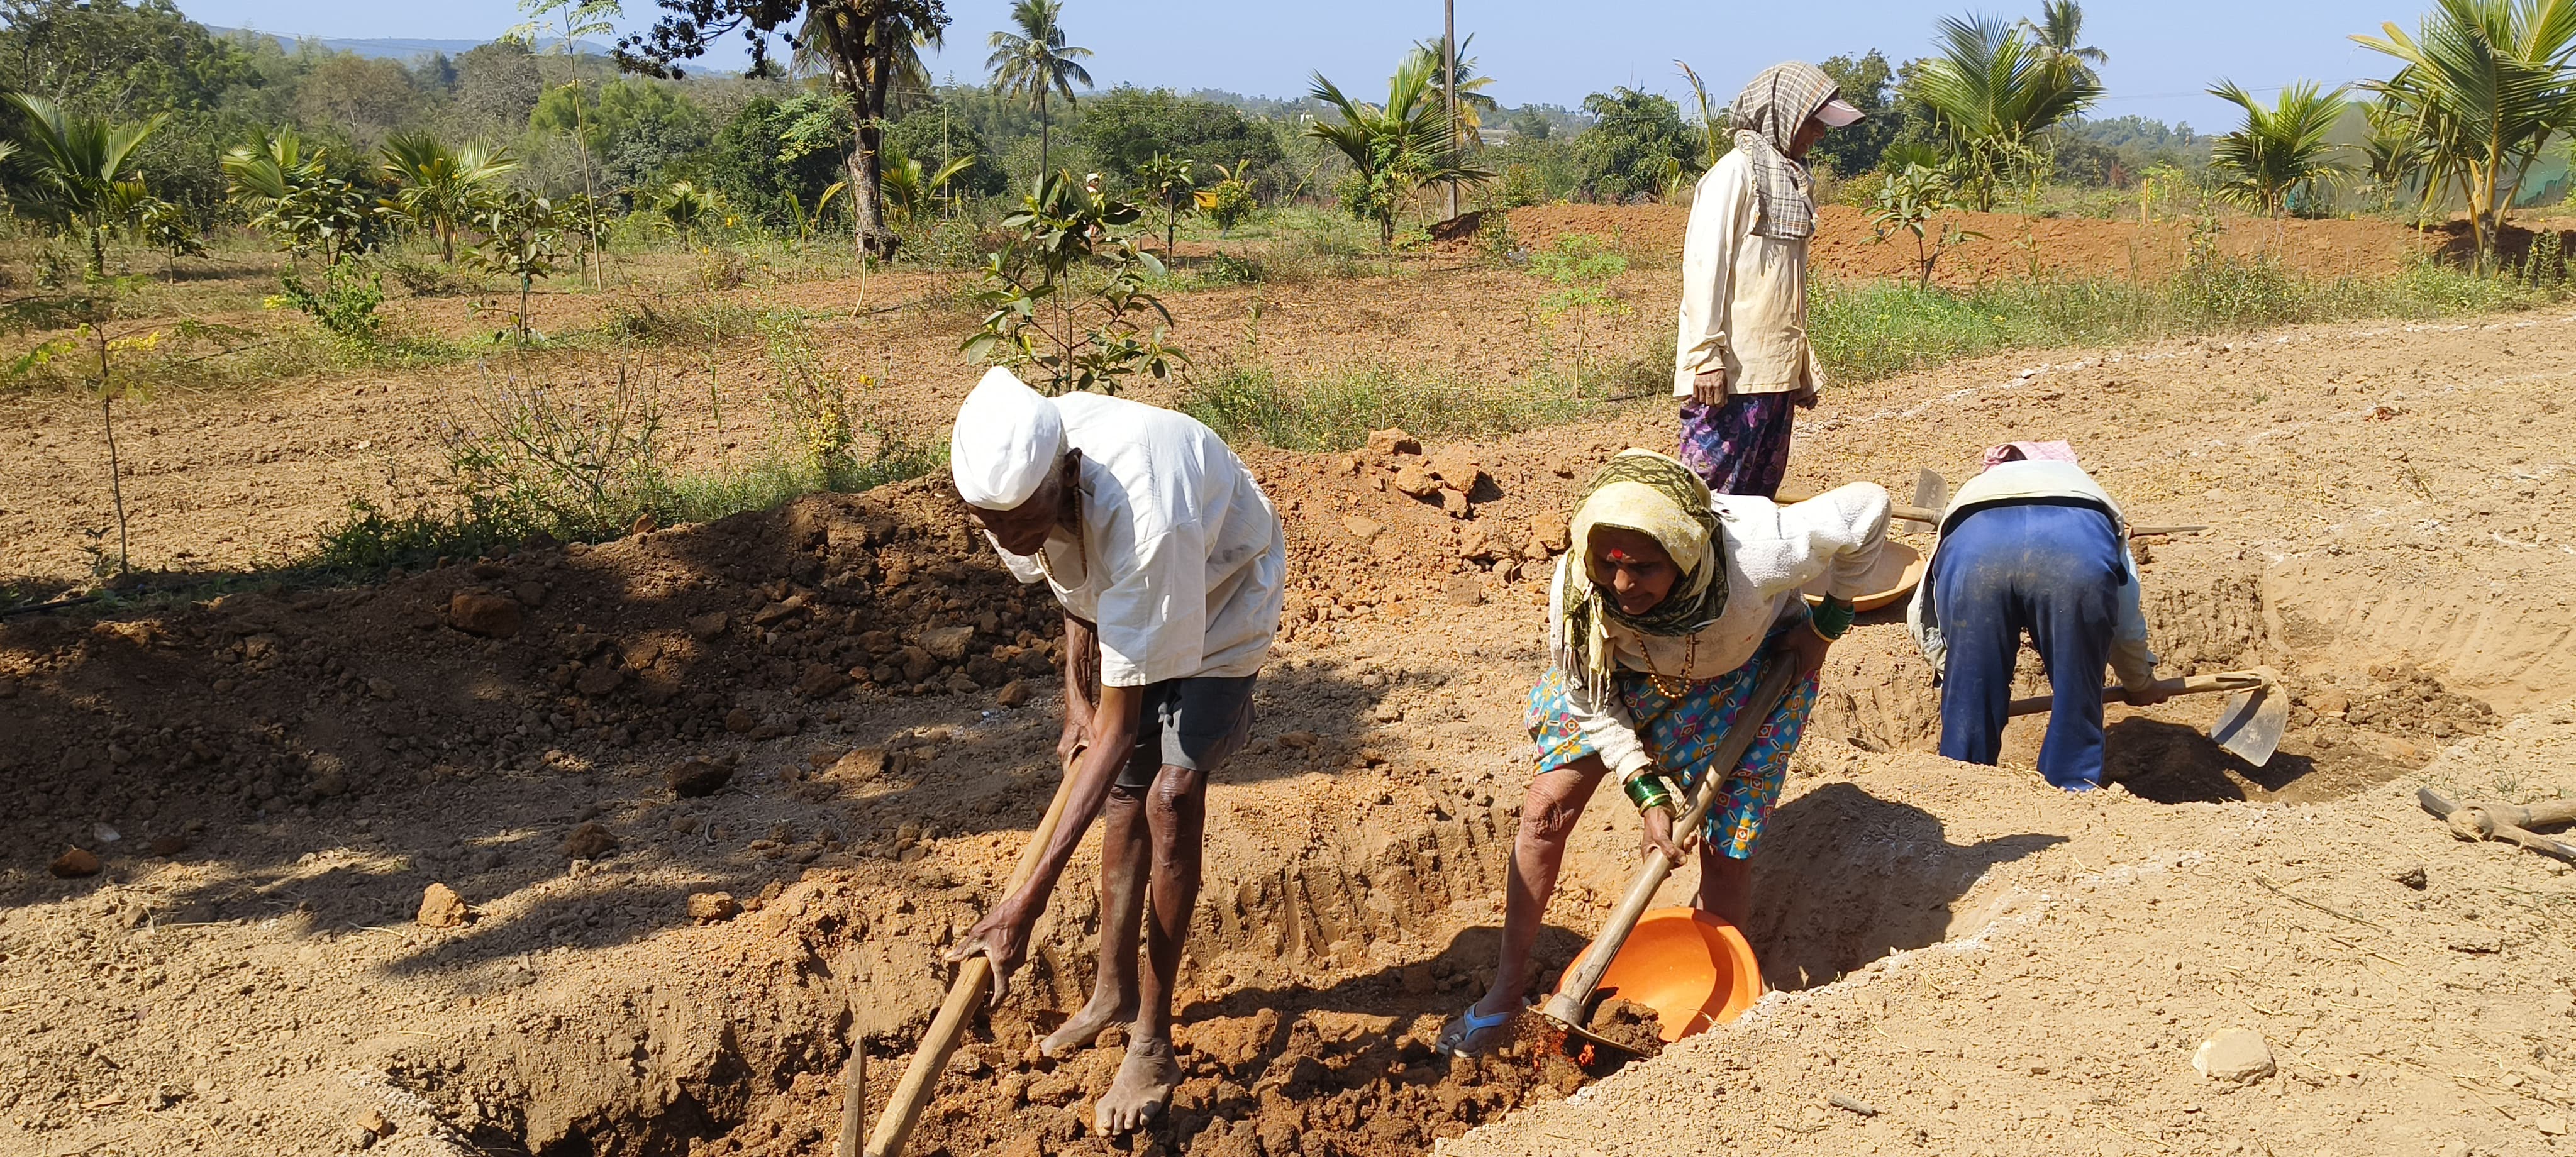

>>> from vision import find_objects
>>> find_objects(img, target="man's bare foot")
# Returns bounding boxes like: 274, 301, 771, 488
1092, 1036, 1180, 1136
1040, 990, 1135, 1059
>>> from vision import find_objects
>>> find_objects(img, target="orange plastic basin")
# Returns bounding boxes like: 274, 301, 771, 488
1553, 907, 1763, 1043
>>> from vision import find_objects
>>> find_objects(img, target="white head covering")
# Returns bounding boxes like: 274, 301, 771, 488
950, 367, 1065, 510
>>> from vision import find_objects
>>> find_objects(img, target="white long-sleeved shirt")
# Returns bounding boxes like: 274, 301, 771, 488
1545, 483, 1891, 781
1672, 150, 1826, 398
1905, 460, 2158, 688
991, 394, 1285, 687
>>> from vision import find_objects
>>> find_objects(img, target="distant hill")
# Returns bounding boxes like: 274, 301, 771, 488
204, 26, 615, 62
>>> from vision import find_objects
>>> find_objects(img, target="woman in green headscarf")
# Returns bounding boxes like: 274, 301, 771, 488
1437, 450, 1889, 1056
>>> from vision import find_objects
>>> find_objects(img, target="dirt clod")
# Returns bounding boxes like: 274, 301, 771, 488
446, 592, 525, 638
667, 758, 735, 798
562, 822, 618, 860
147, 833, 189, 856
416, 882, 470, 928
687, 892, 740, 922
47, 846, 99, 878
2192, 1028, 2275, 1083
1584, 997, 1665, 1058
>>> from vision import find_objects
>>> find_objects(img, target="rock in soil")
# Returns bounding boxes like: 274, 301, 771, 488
562, 822, 618, 860
416, 883, 469, 929
47, 846, 100, 878
446, 592, 525, 638
667, 758, 735, 798
2192, 1027, 2275, 1083
687, 892, 740, 922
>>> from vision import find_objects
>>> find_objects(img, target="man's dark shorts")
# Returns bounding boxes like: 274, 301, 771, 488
1114, 675, 1257, 791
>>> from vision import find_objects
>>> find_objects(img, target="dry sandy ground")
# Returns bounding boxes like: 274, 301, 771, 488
3, 299, 2574, 1156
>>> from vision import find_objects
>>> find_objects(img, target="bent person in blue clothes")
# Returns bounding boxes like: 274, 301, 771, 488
1907, 442, 2170, 790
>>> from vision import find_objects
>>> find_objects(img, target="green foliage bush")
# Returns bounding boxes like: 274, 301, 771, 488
1574, 88, 1694, 202
1079, 87, 1284, 187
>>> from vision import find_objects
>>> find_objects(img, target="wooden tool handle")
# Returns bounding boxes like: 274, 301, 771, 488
1541, 661, 1799, 1027
2007, 670, 2266, 717
862, 750, 1084, 1157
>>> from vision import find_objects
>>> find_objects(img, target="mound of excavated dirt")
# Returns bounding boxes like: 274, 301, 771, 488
1504, 203, 2438, 285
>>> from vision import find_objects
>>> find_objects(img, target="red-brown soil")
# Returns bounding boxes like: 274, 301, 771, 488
3, 224, 2575, 1157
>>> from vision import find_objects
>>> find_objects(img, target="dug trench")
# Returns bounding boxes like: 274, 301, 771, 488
5, 401, 2546, 1157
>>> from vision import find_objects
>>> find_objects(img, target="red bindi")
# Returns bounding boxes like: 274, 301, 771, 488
1605, 548, 1641, 563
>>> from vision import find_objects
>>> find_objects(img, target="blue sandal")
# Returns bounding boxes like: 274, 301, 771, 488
1435, 1001, 1515, 1058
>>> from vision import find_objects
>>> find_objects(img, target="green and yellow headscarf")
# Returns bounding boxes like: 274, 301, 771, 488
1557, 450, 1731, 699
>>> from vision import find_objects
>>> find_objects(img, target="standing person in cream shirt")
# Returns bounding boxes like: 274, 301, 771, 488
1672, 60, 1865, 497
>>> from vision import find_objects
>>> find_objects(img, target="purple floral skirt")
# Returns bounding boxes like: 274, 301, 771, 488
1677, 392, 1798, 498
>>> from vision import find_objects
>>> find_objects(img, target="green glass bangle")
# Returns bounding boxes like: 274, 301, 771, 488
1810, 595, 1857, 641
1624, 773, 1675, 812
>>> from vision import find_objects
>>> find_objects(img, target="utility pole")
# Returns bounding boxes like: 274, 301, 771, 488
1443, 0, 1458, 223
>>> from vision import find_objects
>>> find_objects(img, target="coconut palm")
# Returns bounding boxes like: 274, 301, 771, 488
1909, 12, 2104, 208
2208, 79, 2353, 221
2354, 0, 2576, 271
379, 132, 520, 264
6, 95, 169, 277
2358, 96, 2429, 213
1413, 33, 1500, 131
657, 181, 720, 248
2023, 0, 2108, 80
219, 128, 322, 208
986, 0, 1093, 178
1307, 50, 1494, 248
878, 141, 975, 226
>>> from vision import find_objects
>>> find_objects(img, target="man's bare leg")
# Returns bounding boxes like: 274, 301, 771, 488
1040, 784, 1148, 1058
1696, 844, 1752, 929
1095, 763, 1205, 1136
1469, 756, 1607, 1024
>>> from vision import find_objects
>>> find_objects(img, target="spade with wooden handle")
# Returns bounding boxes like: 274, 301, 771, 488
2006, 667, 2287, 767
854, 746, 1084, 1157
2417, 787, 2576, 863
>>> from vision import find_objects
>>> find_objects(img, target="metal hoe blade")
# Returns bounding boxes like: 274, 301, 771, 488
2207, 666, 2287, 767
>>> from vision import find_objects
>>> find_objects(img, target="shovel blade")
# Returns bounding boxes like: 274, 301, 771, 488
2209, 669, 2287, 767
1911, 469, 1950, 520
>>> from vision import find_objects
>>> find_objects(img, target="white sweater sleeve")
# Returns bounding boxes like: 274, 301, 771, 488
1542, 558, 1655, 782
1673, 158, 1750, 396
1728, 484, 1892, 606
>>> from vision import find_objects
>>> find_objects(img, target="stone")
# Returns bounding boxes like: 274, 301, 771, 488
919, 625, 977, 662
831, 748, 887, 780
1441, 575, 1485, 607
574, 665, 625, 697
1441, 489, 1470, 518
1365, 428, 1421, 455
668, 758, 734, 798
1391, 464, 1441, 498
447, 592, 524, 638
996, 678, 1031, 707
687, 612, 730, 641
1340, 516, 1384, 541
47, 846, 101, 878
366, 678, 397, 700
752, 600, 802, 626
562, 822, 618, 860
687, 892, 740, 922
2305, 688, 2349, 718
358, 1110, 392, 1138
1456, 524, 1493, 561
416, 883, 469, 928
1531, 511, 1571, 554
2393, 865, 2428, 890
2191, 1028, 2275, 1083
147, 834, 189, 856
1427, 447, 1484, 493
796, 663, 852, 699
724, 708, 758, 734
898, 646, 938, 682
2540, 1114, 2570, 1137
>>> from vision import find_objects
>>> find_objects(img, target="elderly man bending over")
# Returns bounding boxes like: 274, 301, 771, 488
943, 368, 1285, 1136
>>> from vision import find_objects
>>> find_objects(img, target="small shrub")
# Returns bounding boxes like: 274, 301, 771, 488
1199, 251, 1263, 285
267, 257, 384, 345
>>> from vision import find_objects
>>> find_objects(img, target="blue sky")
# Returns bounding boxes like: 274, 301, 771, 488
192, 1, 2412, 130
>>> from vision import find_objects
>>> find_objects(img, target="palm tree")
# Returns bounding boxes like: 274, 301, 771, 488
1306, 50, 1494, 248
219, 128, 322, 209
1909, 12, 2104, 208
6, 95, 169, 277
986, 0, 1092, 179
2023, 0, 2109, 81
878, 140, 974, 226
2358, 96, 2428, 213
2208, 80, 2353, 221
1413, 33, 1501, 131
657, 181, 720, 248
379, 132, 520, 264
2354, 0, 2576, 271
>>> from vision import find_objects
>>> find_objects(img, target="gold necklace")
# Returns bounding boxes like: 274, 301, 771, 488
1645, 633, 1697, 699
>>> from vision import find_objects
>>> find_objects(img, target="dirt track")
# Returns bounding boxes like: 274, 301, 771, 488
5, 296, 2576, 1154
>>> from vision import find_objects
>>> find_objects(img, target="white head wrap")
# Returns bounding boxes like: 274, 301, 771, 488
950, 367, 1065, 509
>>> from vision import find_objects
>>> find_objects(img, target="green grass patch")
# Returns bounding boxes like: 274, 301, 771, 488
1813, 258, 2568, 385
1180, 362, 1594, 453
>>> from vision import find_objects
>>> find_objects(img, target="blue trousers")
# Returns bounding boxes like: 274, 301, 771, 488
1931, 501, 2124, 789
